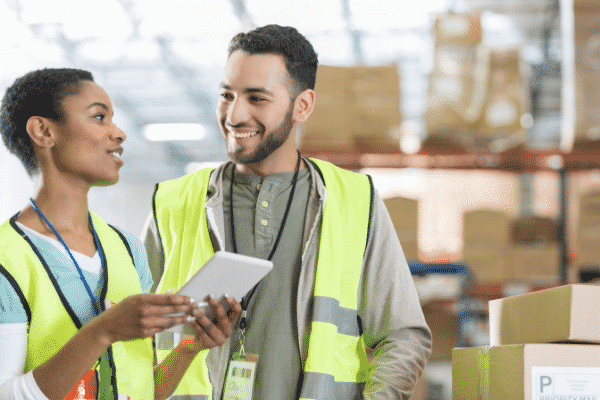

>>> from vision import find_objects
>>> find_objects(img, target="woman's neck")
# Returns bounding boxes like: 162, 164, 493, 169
19, 176, 91, 237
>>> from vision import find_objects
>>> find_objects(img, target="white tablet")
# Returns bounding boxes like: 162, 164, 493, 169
165, 251, 273, 334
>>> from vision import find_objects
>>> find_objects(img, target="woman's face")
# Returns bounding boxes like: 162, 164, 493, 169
51, 81, 126, 186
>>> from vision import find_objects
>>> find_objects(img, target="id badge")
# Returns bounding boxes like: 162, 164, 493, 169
222, 353, 259, 400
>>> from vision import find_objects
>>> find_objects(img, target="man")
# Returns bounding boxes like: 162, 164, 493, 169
143, 24, 431, 400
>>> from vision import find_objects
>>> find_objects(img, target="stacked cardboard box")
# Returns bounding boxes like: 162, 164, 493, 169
351, 66, 401, 152
462, 209, 511, 283
301, 66, 354, 150
425, 13, 530, 152
462, 210, 560, 284
474, 49, 529, 150
300, 65, 401, 152
383, 196, 419, 261
453, 284, 600, 399
508, 216, 559, 284
425, 13, 484, 145
573, 0, 600, 144
577, 190, 600, 268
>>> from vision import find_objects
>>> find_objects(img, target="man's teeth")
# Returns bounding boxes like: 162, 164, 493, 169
109, 151, 122, 160
233, 131, 258, 139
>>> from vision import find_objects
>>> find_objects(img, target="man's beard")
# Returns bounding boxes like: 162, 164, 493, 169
227, 104, 294, 165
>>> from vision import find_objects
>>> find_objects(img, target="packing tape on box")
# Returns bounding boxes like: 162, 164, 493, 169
477, 346, 491, 400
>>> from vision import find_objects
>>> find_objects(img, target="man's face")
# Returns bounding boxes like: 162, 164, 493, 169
217, 50, 297, 168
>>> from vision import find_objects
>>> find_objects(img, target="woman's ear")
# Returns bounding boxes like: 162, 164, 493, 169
293, 89, 316, 124
26, 116, 55, 148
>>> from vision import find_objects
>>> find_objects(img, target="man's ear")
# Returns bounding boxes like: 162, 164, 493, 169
293, 89, 315, 124
26, 116, 55, 148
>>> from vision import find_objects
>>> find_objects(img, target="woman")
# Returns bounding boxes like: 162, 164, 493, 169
0, 68, 241, 400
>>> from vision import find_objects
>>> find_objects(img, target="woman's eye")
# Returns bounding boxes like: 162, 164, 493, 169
93, 114, 105, 121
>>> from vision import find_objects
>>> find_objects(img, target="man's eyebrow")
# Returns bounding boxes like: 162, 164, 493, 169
87, 102, 109, 110
219, 83, 274, 97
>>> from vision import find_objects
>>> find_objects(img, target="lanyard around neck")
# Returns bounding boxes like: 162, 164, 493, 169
29, 198, 103, 315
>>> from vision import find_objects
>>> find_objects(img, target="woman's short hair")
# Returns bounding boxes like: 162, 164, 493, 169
0, 68, 94, 176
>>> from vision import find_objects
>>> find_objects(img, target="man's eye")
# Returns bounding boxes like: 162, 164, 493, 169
220, 92, 233, 100
93, 114, 105, 121
250, 96, 265, 102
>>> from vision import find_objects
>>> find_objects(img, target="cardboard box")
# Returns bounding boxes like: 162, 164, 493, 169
432, 44, 480, 75
300, 101, 354, 150
573, 5, 600, 140
580, 191, 600, 225
577, 191, 600, 266
508, 244, 560, 283
384, 197, 418, 260
425, 71, 485, 137
423, 303, 458, 361
475, 48, 529, 139
350, 65, 400, 96
463, 209, 511, 246
304, 64, 401, 151
434, 13, 482, 46
511, 216, 558, 245
488, 284, 600, 346
453, 344, 600, 400
314, 65, 352, 93
462, 245, 510, 284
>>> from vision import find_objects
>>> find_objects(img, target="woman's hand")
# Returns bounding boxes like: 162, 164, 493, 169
181, 295, 242, 353
93, 293, 194, 345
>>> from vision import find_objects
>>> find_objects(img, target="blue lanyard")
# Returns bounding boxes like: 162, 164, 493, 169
29, 198, 103, 315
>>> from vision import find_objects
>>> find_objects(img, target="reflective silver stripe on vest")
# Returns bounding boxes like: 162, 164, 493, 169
312, 296, 360, 337
300, 371, 361, 400
156, 331, 175, 350
170, 396, 209, 400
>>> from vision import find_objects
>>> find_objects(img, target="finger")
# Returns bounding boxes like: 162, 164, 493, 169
224, 296, 242, 321
140, 293, 193, 306
209, 297, 227, 323
144, 314, 190, 331
141, 303, 193, 318
191, 310, 227, 346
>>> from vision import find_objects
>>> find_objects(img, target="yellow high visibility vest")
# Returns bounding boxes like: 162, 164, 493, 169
0, 212, 155, 400
153, 159, 373, 399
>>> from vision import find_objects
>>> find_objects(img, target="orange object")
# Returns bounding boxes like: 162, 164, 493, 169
65, 369, 97, 400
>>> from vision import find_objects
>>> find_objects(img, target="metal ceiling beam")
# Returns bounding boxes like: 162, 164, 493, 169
228, 0, 255, 31
340, 0, 363, 65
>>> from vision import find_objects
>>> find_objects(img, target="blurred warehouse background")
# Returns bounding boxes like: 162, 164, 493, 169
3, 1, 600, 398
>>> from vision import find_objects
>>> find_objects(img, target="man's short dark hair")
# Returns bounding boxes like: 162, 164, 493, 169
228, 24, 319, 95
0, 68, 94, 176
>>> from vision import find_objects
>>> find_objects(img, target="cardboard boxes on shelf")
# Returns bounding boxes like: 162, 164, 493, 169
433, 13, 482, 46
462, 210, 560, 284
573, 0, 600, 143
425, 13, 484, 146
383, 196, 419, 261
474, 48, 529, 149
508, 216, 559, 284
453, 284, 600, 399
426, 12, 530, 152
577, 190, 600, 267
462, 209, 511, 283
300, 64, 401, 152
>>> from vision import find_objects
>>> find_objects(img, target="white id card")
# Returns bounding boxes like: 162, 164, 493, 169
222, 354, 259, 400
